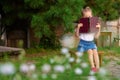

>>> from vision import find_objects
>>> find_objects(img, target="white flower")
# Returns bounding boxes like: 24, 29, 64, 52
0, 62, 15, 75
74, 68, 83, 75
20, 63, 36, 73
29, 64, 36, 71
54, 65, 65, 73
60, 34, 75, 48
51, 74, 57, 79
88, 76, 96, 80
61, 48, 69, 54
99, 68, 107, 76
41, 64, 51, 73
81, 62, 88, 68
20, 64, 29, 73
76, 52, 83, 57
69, 57, 75, 63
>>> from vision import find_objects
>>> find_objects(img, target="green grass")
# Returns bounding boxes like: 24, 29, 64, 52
0, 47, 120, 80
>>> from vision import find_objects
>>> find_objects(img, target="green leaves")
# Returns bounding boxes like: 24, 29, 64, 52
2, 5, 13, 13
24, 0, 44, 8
25, 0, 84, 37
26, 0, 85, 47
1, 0, 119, 48
87, 0, 120, 20
29, 0, 84, 35
31, 15, 51, 38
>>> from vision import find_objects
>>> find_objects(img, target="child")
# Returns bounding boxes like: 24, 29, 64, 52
76, 6, 101, 72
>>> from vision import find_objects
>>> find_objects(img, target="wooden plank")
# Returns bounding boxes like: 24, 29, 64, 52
0, 46, 22, 52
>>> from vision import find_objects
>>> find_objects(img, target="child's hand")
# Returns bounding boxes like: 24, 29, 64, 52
96, 23, 101, 29
78, 23, 83, 28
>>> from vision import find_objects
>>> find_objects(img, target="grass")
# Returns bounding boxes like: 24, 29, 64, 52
0, 47, 120, 80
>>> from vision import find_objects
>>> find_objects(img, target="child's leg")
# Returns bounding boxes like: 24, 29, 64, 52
87, 49, 95, 68
93, 49, 100, 69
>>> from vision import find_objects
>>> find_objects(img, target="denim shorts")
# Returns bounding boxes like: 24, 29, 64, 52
77, 39, 97, 52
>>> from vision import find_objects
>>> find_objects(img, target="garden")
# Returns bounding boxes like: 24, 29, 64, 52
0, 0, 120, 80
1, 45, 120, 80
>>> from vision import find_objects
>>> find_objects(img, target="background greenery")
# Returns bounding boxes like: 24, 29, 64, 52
0, 0, 120, 48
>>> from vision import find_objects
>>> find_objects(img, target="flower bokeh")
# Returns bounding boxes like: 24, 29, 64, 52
0, 62, 16, 75
0, 34, 115, 80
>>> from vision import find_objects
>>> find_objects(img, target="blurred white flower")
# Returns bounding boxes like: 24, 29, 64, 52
41, 64, 51, 73
60, 34, 75, 48
20, 64, 29, 73
99, 68, 107, 76
20, 63, 36, 73
69, 57, 75, 63
88, 76, 96, 80
0, 62, 16, 75
74, 68, 83, 75
81, 62, 88, 68
51, 74, 57, 79
54, 65, 65, 73
76, 52, 83, 57
29, 64, 36, 72
61, 48, 69, 54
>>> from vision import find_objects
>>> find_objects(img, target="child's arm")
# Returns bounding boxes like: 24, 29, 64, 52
76, 23, 83, 38
95, 23, 101, 39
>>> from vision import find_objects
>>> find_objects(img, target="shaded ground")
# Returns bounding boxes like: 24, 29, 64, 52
105, 55, 120, 78
25, 53, 46, 58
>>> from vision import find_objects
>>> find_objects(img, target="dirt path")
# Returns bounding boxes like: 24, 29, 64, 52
105, 56, 120, 78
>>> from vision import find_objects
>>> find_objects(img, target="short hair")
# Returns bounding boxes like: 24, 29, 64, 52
81, 6, 92, 16
82, 6, 91, 11
83, 5, 89, 9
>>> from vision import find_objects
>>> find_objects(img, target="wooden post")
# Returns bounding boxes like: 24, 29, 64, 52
98, 51, 104, 66
27, 28, 30, 48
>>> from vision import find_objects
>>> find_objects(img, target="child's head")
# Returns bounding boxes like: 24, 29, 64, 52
82, 6, 92, 17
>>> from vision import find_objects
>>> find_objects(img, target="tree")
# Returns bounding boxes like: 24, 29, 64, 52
0, 0, 31, 25
24, 0, 85, 48
85, 0, 120, 20
0, 0, 120, 48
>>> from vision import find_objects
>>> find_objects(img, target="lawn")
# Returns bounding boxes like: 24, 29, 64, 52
0, 47, 120, 80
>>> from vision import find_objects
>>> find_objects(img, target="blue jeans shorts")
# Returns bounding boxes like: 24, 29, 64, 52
77, 39, 97, 53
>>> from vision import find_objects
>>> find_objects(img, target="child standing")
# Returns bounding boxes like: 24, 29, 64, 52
76, 6, 101, 72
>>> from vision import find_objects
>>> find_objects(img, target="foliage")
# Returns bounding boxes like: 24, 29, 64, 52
0, 0, 120, 48
0, 0, 32, 26
85, 0, 120, 20
24, 0, 85, 48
